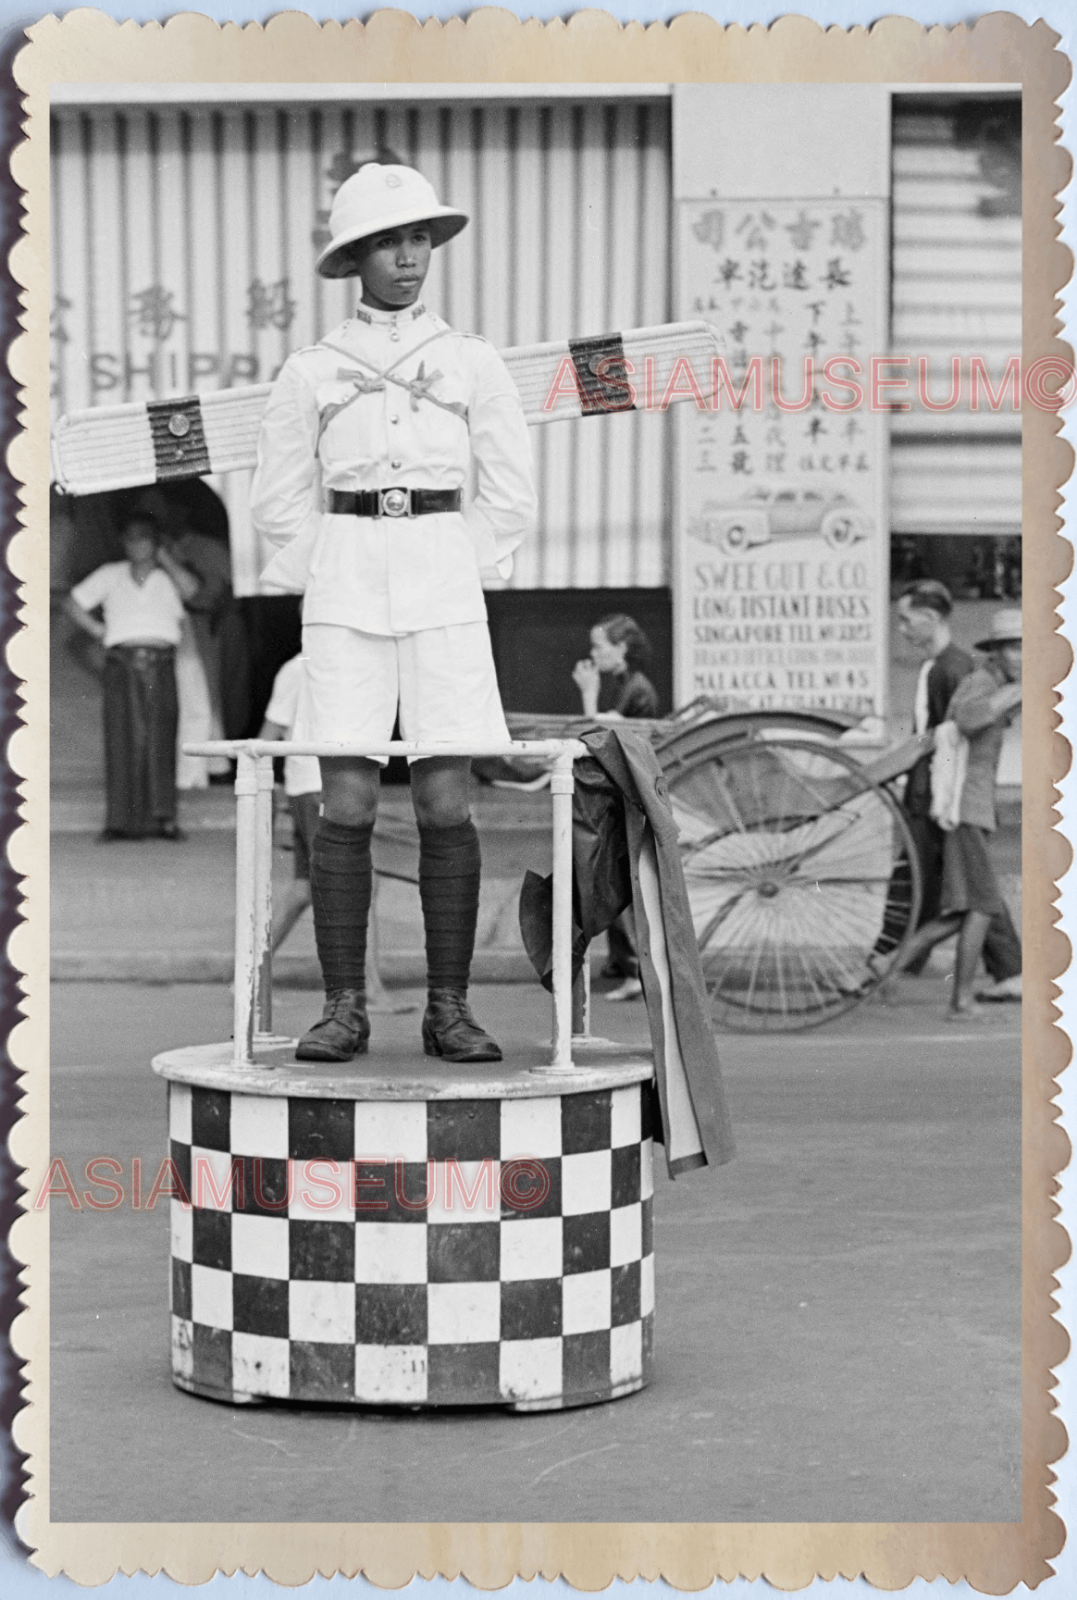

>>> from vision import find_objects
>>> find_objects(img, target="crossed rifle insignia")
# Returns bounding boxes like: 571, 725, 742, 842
333, 361, 444, 412
403, 361, 445, 412
322, 337, 469, 431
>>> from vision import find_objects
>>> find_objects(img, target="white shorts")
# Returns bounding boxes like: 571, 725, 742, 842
301, 622, 510, 761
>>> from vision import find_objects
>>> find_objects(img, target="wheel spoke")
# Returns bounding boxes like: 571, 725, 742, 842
696, 889, 752, 948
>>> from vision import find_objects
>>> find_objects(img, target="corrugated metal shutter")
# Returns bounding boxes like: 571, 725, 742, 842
50, 100, 673, 594
890, 96, 1021, 537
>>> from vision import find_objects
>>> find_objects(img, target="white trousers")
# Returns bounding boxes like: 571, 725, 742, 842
302, 622, 509, 759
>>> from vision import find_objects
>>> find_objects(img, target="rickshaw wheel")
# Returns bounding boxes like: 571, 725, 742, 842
654, 706, 859, 775
661, 733, 922, 1033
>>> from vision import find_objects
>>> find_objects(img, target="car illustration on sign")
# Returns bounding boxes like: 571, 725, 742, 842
688, 489, 871, 555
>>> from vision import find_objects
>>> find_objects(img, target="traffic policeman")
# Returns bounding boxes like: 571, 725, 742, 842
251, 163, 536, 1063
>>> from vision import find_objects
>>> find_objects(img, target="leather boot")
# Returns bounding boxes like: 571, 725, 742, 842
422, 988, 503, 1063
296, 989, 370, 1062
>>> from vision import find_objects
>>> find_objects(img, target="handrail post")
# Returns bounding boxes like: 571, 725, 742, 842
232, 749, 259, 1066
189, 735, 591, 1070
546, 751, 577, 1072
253, 755, 275, 1038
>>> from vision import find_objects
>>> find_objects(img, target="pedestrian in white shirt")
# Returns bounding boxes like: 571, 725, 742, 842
251, 163, 537, 1063
65, 513, 199, 840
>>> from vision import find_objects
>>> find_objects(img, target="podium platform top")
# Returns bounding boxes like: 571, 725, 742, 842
152, 1037, 655, 1100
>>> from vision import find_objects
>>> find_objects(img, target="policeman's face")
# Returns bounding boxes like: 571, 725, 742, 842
998, 642, 1022, 682
355, 224, 433, 311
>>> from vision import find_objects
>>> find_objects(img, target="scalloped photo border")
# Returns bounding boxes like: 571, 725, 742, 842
5, 7, 1073, 1588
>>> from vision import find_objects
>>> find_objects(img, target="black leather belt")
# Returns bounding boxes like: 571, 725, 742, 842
327, 488, 462, 519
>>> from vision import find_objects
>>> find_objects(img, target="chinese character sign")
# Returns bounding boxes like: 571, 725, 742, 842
675, 198, 889, 717
49, 141, 360, 420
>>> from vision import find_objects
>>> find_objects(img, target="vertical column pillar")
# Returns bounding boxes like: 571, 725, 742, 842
253, 754, 276, 1039
232, 749, 259, 1067
547, 753, 577, 1072
671, 84, 892, 723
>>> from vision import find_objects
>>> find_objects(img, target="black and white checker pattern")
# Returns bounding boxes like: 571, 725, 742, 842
167, 1079, 655, 1409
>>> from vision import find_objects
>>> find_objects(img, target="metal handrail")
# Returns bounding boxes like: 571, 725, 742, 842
182, 738, 587, 1073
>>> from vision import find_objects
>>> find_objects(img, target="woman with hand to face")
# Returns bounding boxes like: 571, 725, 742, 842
572, 613, 660, 722
571, 613, 660, 1000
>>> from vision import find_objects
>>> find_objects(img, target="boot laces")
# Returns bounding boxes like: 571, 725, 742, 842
429, 988, 472, 1021
325, 988, 364, 1021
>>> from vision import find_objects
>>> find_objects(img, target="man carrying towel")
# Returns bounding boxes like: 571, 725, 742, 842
892, 606, 1022, 1017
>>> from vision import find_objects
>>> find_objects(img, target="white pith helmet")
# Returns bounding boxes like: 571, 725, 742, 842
316, 163, 468, 279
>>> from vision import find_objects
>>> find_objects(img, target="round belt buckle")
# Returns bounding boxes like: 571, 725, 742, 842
380, 487, 409, 518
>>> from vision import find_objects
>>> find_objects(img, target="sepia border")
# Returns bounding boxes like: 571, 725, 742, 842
6, 8, 1073, 1588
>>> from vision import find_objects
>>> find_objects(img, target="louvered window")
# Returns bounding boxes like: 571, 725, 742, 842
890, 94, 1021, 539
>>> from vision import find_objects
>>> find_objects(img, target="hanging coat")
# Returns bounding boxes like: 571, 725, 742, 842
519, 726, 735, 1178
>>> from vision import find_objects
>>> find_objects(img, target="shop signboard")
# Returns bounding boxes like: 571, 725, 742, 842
671, 84, 892, 719
674, 196, 889, 717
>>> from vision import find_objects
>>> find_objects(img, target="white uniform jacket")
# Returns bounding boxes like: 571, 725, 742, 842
251, 304, 537, 635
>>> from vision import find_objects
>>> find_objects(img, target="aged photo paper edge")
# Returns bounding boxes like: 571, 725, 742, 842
4, 7, 1072, 1589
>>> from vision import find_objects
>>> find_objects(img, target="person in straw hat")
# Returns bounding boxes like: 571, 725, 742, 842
251, 162, 536, 1063
891, 606, 1022, 1016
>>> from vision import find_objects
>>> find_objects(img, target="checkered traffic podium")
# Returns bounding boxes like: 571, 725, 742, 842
152, 737, 659, 1411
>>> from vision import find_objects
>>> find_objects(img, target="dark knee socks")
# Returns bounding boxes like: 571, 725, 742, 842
419, 820, 481, 992
311, 817, 478, 994
310, 819, 374, 993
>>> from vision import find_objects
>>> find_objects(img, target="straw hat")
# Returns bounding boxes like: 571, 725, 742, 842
975, 607, 1023, 650
316, 164, 468, 279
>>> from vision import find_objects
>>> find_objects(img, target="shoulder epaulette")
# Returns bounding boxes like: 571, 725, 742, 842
284, 341, 337, 365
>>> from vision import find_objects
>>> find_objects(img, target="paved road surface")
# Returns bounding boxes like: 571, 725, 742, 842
47, 977, 1021, 1525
